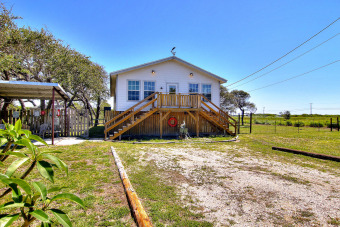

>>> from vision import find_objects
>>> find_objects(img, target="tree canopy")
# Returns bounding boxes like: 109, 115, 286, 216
220, 86, 256, 125
0, 3, 109, 123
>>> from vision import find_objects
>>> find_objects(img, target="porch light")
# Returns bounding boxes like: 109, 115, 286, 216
152, 70, 155, 74
189, 73, 193, 78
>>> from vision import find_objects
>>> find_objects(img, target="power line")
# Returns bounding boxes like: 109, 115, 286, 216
227, 17, 340, 87
230, 33, 340, 89
248, 60, 339, 92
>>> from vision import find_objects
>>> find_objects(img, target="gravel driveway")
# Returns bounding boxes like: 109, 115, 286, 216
139, 143, 340, 226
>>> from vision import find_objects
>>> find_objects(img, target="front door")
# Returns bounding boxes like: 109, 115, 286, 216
167, 84, 178, 94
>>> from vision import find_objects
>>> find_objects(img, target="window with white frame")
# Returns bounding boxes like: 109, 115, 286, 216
189, 83, 199, 94
202, 84, 211, 101
144, 81, 155, 99
128, 80, 140, 101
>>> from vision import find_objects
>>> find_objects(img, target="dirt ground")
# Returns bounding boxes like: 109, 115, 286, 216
139, 144, 340, 226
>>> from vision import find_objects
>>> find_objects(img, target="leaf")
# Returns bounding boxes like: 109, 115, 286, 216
50, 209, 72, 227
10, 183, 22, 203
7, 178, 32, 195
40, 222, 52, 227
0, 137, 8, 147
51, 193, 84, 208
33, 182, 47, 201
30, 210, 50, 223
0, 202, 28, 210
14, 120, 22, 132
15, 138, 36, 154
8, 130, 17, 139
19, 129, 31, 137
0, 214, 20, 227
29, 134, 48, 146
0, 173, 9, 181
41, 154, 68, 176
41, 150, 62, 154
47, 186, 66, 194
37, 161, 54, 183
5, 123, 14, 131
2, 151, 27, 158
5, 157, 30, 177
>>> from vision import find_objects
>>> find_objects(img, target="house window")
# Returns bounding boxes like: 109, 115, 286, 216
144, 81, 155, 99
189, 83, 199, 94
202, 84, 211, 101
128, 80, 140, 101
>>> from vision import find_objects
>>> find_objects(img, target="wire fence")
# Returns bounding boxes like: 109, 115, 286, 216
236, 114, 340, 135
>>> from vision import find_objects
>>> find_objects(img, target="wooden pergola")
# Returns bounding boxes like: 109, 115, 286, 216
0, 81, 69, 145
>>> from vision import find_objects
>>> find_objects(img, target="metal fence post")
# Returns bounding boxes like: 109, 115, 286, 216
238, 114, 240, 134
250, 113, 252, 134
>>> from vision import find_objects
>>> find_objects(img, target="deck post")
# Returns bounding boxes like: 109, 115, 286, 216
160, 111, 163, 139
196, 110, 199, 137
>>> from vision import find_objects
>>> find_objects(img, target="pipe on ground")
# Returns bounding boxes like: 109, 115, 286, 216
111, 147, 153, 227
272, 146, 340, 162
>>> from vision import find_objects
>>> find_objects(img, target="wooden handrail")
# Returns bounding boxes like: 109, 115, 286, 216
200, 94, 237, 124
105, 92, 157, 126
201, 102, 236, 127
105, 98, 157, 133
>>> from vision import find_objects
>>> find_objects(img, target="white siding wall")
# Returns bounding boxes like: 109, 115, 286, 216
115, 61, 221, 111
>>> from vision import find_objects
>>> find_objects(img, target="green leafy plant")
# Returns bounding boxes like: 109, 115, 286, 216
294, 122, 305, 127
0, 120, 84, 226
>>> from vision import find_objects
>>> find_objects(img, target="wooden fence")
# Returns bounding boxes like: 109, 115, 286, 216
0, 109, 89, 137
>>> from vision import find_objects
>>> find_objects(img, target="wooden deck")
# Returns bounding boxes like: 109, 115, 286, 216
104, 92, 237, 140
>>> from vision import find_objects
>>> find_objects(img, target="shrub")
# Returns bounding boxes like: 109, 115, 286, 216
327, 123, 339, 129
0, 120, 84, 226
294, 122, 305, 127
309, 122, 324, 127
286, 121, 292, 126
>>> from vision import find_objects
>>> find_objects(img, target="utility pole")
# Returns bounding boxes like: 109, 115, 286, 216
310, 103, 313, 115
263, 107, 265, 115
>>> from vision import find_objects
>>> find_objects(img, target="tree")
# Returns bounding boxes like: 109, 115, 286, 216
220, 85, 236, 113
0, 3, 109, 123
280, 110, 291, 120
230, 90, 256, 125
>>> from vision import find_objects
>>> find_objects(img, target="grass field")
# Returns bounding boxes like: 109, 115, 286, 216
1, 124, 339, 226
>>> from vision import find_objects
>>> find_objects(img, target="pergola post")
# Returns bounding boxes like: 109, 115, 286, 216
52, 88, 55, 145
64, 100, 67, 136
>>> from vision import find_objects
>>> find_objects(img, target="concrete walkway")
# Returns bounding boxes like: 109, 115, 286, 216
32, 137, 104, 146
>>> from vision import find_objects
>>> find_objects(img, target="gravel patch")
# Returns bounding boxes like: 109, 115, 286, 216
142, 145, 340, 226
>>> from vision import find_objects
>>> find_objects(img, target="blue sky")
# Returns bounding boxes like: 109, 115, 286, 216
4, 0, 340, 114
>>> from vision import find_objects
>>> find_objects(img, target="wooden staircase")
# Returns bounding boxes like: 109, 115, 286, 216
104, 93, 157, 140
104, 93, 238, 140
199, 96, 237, 136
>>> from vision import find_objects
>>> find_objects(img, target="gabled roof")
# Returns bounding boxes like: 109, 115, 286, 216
109, 56, 227, 83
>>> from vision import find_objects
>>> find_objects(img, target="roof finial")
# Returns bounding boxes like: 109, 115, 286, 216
171, 47, 176, 56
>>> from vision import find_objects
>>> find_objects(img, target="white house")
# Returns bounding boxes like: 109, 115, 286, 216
110, 56, 227, 111
106, 56, 237, 140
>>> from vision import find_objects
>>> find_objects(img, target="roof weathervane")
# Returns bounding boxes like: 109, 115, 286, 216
171, 47, 176, 56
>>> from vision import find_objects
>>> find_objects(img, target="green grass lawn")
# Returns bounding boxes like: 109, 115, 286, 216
0, 141, 135, 227
1, 125, 339, 226
238, 124, 340, 172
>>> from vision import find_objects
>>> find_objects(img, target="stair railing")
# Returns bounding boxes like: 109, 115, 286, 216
105, 92, 157, 139
200, 95, 237, 135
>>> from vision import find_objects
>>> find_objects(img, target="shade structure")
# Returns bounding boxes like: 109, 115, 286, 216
0, 80, 70, 145
0, 81, 69, 101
